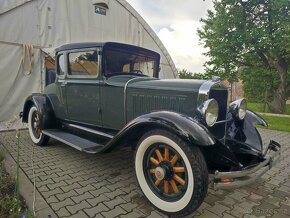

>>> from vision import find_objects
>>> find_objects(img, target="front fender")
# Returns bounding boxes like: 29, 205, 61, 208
22, 94, 56, 129
103, 111, 215, 152
226, 110, 267, 154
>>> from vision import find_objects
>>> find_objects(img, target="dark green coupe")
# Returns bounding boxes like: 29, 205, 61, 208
21, 42, 281, 216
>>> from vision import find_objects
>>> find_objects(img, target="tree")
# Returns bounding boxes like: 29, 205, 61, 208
240, 67, 279, 111
178, 69, 209, 79
198, 0, 290, 113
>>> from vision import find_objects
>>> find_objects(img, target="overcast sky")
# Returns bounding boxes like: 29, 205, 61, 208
126, 0, 214, 73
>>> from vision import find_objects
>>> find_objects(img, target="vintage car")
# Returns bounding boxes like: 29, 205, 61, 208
20, 42, 281, 216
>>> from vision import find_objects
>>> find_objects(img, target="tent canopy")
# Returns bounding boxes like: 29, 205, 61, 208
0, 0, 177, 122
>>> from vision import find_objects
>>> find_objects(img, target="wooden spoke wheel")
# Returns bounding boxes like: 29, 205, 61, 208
32, 111, 41, 139
145, 145, 188, 200
28, 106, 49, 146
135, 129, 208, 216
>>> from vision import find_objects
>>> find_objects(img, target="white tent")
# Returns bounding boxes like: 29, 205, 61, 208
0, 0, 177, 122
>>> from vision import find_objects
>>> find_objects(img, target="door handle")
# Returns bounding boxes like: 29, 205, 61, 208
60, 81, 67, 86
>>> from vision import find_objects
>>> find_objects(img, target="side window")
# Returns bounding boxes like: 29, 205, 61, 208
45, 55, 56, 85
68, 50, 98, 77
57, 54, 65, 76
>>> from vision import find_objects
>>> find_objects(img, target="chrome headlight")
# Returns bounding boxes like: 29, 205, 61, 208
198, 99, 219, 127
230, 98, 247, 120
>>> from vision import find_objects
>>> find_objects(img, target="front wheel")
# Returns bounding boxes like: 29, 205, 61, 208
28, 106, 49, 146
135, 129, 208, 217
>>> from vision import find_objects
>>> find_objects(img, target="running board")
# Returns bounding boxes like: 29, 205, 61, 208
68, 124, 114, 139
42, 129, 104, 154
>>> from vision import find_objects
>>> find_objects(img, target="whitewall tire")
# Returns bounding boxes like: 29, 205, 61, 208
135, 129, 208, 217
28, 106, 49, 146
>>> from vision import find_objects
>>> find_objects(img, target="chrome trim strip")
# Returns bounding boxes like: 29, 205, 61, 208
58, 79, 102, 84
215, 119, 232, 124
197, 80, 220, 105
68, 124, 114, 139
124, 77, 140, 123
123, 77, 154, 123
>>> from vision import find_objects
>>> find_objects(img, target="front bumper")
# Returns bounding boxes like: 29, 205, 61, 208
213, 140, 281, 190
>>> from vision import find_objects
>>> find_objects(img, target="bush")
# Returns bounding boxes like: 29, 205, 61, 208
0, 196, 18, 217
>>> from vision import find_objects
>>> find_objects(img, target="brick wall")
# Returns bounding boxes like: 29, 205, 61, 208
222, 80, 244, 102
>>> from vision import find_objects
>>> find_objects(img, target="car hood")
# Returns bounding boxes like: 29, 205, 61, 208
106, 75, 207, 92
130, 78, 207, 92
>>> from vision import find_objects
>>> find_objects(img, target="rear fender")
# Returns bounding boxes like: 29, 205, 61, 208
22, 94, 56, 129
103, 111, 216, 152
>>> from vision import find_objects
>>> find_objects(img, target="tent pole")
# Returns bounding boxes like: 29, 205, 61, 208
0, 40, 49, 49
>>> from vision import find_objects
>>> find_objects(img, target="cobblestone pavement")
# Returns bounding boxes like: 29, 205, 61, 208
0, 129, 289, 218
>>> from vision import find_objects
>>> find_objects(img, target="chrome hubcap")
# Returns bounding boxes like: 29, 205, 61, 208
155, 167, 165, 180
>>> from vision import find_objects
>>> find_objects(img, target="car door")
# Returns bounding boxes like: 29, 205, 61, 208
65, 48, 102, 126
51, 52, 69, 120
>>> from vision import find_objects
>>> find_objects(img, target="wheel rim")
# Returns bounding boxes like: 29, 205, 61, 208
144, 144, 188, 202
31, 111, 41, 139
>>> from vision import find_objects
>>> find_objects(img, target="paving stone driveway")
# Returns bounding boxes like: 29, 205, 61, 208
0, 129, 290, 218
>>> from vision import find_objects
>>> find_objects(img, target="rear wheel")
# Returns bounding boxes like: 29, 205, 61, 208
28, 106, 49, 146
135, 129, 208, 217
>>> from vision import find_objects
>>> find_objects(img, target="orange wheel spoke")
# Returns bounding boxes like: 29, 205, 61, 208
155, 179, 162, 186
150, 157, 159, 166
174, 174, 185, 186
149, 169, 155, 174
164, 181, 169, 194
155, 149, 163, 162
164, 147, 169, 161
169, 179, 179, 193
173, 167, 185, 173
170, 154, 179, 166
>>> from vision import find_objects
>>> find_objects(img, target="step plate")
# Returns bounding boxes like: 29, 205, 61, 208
43, 129, 103, 152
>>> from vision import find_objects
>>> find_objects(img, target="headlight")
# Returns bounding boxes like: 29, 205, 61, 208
230, 98, 247, 120
198, 99, 219, 127
238, 99, 247, 120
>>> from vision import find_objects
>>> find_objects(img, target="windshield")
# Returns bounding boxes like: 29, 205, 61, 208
103, 47, 159, 78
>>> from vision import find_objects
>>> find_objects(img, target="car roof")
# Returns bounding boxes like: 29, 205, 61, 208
55, 42, 106, 53
55, 42, 160, 58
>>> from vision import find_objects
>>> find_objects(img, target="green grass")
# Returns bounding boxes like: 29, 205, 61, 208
0, 149, 35, 218
259, 115, 290, 132
248, 102, 290, 115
